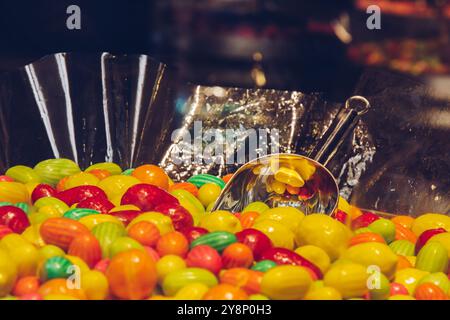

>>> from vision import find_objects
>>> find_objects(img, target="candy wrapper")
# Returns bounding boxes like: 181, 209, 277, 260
0, 53, 448, 215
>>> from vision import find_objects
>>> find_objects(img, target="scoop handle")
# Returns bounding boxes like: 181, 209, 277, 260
309, 96, 370, 166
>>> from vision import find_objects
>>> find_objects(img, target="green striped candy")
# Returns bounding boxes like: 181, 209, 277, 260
5, 165, 41, 184
14, 202, 29, 215
85, 162, 122, 175
187, 174, 225, 189
121, 168, 134, 176
0, 202, 13, 207
389, 240, 415, 256
41, 256, 74, 281
33, 159, 81, 185
92, 222, 126, 258
63, 208, 100, 220
415, 242, 449, 273
190, 231, 237, 252
251, 260, 277, 272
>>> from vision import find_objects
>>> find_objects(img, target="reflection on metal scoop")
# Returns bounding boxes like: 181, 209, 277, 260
212, 96, 370, 215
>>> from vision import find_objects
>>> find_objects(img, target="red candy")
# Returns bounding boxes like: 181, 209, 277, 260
121, 184, 179, 211
352, 211, 380, 230
186, 245, 222, 274
31, 184, 57, 203
56, 185, 107, 206
332, 210, 348, 225
94, 259, 110, 273
259, 247, 322, 279
77, 194, 114, 214
390, 282, 409, 296
415, 228, 447, 255
0, 206, 30, 234
182, 227, 208, 243
235, 228, 272, 261
154, 203, 194, 231
107, 210, 141, 226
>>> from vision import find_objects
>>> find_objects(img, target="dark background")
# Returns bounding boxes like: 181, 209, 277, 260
0, 0, 360, 100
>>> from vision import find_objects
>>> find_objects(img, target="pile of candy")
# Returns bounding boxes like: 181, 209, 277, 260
0, 158, 449, 300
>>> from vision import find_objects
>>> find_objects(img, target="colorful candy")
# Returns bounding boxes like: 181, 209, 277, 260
0, 159, 449, 300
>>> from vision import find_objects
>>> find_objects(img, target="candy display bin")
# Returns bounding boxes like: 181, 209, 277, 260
0, 52, 449, 301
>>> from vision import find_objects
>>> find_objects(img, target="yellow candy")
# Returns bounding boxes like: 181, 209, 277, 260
171, 189, 205, 215
274, 167, 304, 188
25, 182, 40, 196
199, 210, 242, 233
85, 162, 122, 175
290, 158, 316, 181
295, 245, 331, 274
411, 213, 450, 236
304, 286, 343, 300
79, 214, 123, 230
394, 268, 429, 295
0, 182, 29, 203
388, 295, 415, 300
253, 220, 296, 249
64, 172, 99, 189
323, 262, 368, 299
295, 214, 351, 261
261, 265, 312, 300
242, 201, 270, 214
405, 256, 416, 267
128, 212, 174, 235
337, 196, 351, 215
38, 205, 64, 218
255, 206, 305, 235
270, 180, 286, 194
5, 165, 41, 184
34, 197, 68, 213
429, 232, 450, 259
97, 175, 140, 200
65, 255, 90, 274
22, 224, 45, 247
197, 183, 221, 207
174, 283, 209, 300
0, 249, 18, 298
109, 205, 140, 213
156, 255, 187, 284
81, 270, 109, 300
37, 245, 65, 265
0, 234, 39, 277
29, 211, 54, 225
342, 242, 398, 279
179, 199, 204, 225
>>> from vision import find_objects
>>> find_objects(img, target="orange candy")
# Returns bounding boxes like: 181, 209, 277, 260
349, 206, 363, 220
68, 233, 102, 268
348, 232, 385, 247
286, 185, 300, 195
127, 221, 161, 247
391, 215, 415, 229
203, 284, 249, 300
219, 268, 263, 295
239, 211, 259, 229
222, 174, 233, 184
13, 276, 40, 297
168, 182, 199, 197
394, 222, 417, 243
156, 231, 189, 257
106, 249, 157, 300
414, 283, 448, 300
38, 279, 87, 299
221, 243, 254, 269
56, 176, 69, 192
132, 165, 169, 190
396, 255, 413, 271
40, 218, 90, 250
87, 169, 111, 180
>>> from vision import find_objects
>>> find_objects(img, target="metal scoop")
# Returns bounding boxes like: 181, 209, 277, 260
211, 96, 370, 215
